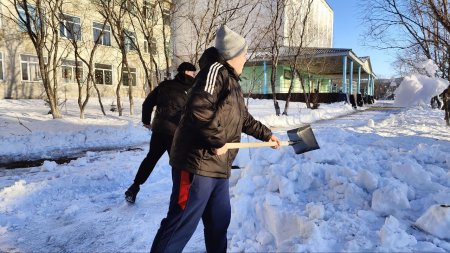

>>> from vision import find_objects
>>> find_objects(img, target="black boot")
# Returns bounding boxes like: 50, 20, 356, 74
125, 183, 140, 203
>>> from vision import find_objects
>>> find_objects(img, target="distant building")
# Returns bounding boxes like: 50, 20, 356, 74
0, 0, 172, 99
238, 1, 377, 105
172, 0, 333, 64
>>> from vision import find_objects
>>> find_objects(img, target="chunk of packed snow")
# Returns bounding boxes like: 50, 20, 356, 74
391, 159, 432, 189
372, 183, 410, 215
355, 169, 378, 192
378, 216, 417, 250
415, 204, 450, 240
306, 202, 325, 220
41, 161, 58, 172
394, 60, 448, 107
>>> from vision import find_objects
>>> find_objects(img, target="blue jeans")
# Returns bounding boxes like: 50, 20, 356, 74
150, 168, 231, 253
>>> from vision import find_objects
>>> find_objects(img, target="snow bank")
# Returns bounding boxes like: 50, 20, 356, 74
0, 99, 355, 164
0, 99, 150, 163
394, 60, 448, 107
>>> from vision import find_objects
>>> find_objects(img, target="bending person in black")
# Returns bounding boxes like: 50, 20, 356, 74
125, 62, 196, 203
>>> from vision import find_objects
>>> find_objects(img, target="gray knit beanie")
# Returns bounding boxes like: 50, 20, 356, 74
215, 25, 247, 60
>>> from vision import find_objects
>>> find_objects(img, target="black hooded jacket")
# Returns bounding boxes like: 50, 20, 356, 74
170, 47, 272, 178
142, 73, 195, 136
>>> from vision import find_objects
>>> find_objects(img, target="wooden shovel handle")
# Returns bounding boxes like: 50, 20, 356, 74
224, 141, 290, 149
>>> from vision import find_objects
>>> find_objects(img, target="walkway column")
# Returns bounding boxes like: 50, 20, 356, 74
349, 59, 354, 95
367, 75, 371, 95
328, 79, 332, 92
372, 77, 375, 97
263, 60, 267, 95
342, 56, 347, 93
357, 65, 361, 94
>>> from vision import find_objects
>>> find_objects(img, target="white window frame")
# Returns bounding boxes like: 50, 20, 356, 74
93, 21, 111, 46
144, 39, 149, 54
122, 67, 137, 86
60, 14, 81, 40
61, 59, 83, 83
94, 63, 113, 85
20, 54, 42, 82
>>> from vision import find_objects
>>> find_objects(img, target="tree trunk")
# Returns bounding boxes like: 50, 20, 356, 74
116, 81, 123, 116
123, 52, 134, 116
93, 83, 106, 116
298, 72, 311, 108
270, 60, 280, 116
282, 69, 295, 115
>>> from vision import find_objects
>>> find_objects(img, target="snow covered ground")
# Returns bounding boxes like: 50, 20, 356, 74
0, 98, 354, 164
1, 98, 450, 252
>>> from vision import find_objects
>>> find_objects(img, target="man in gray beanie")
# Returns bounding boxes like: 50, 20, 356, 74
150, 25, 280, 253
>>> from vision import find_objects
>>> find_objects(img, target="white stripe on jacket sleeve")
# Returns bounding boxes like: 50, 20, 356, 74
204, 62, 222, 95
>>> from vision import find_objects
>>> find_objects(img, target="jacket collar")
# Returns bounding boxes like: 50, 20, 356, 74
175, 73, 195, 88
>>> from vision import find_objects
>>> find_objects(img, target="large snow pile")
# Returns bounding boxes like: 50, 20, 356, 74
394, 60, 448, 107
228, 105, 450, 252
0, 98, 354, 164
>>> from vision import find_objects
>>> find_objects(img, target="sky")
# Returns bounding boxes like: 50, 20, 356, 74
326, 0, 398, 79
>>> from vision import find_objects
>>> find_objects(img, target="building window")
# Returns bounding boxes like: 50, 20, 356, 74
93, 22, 111, 46
145, 37, 157, 55
62, 59, 83, 83
162, 8, 170, 24
124, 30, 137, 51
60, 14, 81, 40
21, 55, 42, 82
94, 63, 112, 85
125, 0, 136, 14
143, 1, 155, 20
144, 39, 156, 54
0, 52, 3, 80
122, 67, 137, 86
17, 4, 40, 32
284, 69, 292, 80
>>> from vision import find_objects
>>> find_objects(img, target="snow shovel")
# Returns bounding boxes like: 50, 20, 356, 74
225, 124, 320, 154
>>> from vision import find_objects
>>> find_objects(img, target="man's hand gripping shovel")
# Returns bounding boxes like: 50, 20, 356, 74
216, 124, 320, 155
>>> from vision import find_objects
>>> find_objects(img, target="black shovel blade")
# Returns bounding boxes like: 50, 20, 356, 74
287, 125, 320, 154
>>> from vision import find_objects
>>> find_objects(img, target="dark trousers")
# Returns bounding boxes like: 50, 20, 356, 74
151, 169, 231, 253
134, 132, 173, 185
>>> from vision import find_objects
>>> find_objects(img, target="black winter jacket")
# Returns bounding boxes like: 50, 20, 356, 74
142, 73, 194, 136
170, 47, 272, 178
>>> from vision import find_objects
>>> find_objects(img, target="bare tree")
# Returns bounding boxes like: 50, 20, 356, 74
60, 12, 109, 118
173, 0, 261, 65
262, 0, 285, 115
1, 0, 70, 118
362, 0, 450, 80
127, 0, 168, 92
95, 0, 136, 116
282, 0, 314, 115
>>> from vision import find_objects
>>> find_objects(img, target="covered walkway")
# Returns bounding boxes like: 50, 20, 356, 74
242, 47, 377, 106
